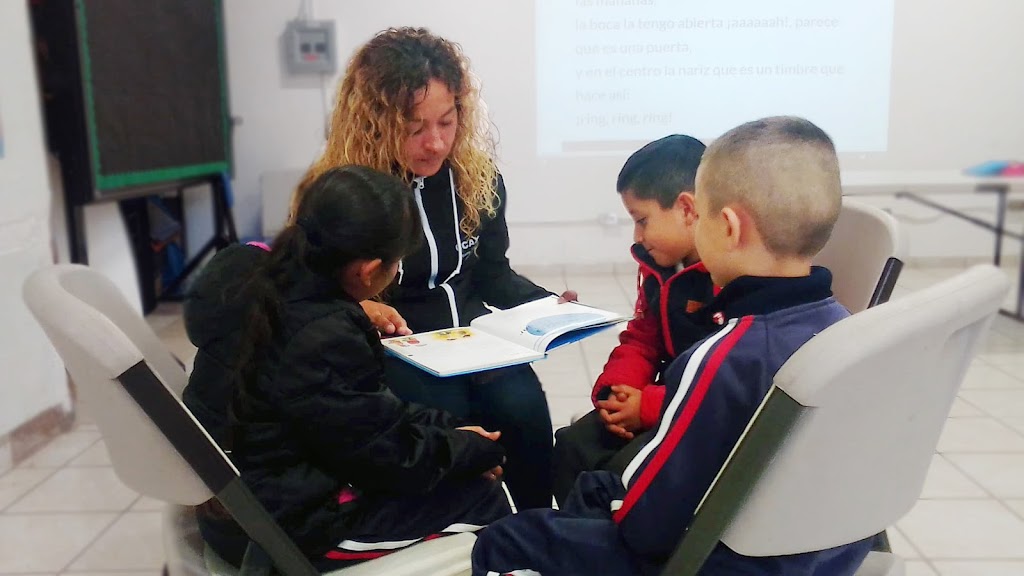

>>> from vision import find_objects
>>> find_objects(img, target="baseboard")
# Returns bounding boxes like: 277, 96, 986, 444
0, 403, 76, 474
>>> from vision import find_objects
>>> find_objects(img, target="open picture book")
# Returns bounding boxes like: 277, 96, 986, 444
381, 295, 631, 377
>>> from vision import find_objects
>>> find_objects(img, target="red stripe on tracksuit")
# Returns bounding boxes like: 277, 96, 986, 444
613, 315, 754, 523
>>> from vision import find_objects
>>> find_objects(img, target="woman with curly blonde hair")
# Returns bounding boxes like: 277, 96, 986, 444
295, 27, 575, 510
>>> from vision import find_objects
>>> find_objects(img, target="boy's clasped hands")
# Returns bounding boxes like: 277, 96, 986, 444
596, 385, 644, 440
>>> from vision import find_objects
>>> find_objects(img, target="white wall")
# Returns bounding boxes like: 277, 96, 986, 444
222, 0, 326, 239
48, 159, 145, 313
0, 2, 70, 436
221, 0, 1023, 266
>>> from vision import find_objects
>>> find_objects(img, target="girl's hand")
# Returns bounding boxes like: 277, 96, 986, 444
457, 427, 505, 480
360, 300, 412, 336
482, 464, 504, 481
457, 426, 502, 442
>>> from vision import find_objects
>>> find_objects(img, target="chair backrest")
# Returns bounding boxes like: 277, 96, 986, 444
663, 265, 1010, 574
815, 197, 905, 313
23, 264, 212, 504
36, 263, 187, 396
24, 264, 321, 575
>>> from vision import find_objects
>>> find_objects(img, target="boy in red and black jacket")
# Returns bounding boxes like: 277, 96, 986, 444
552, 135, 717, 505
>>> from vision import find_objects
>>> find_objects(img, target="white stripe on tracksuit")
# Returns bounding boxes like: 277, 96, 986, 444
619, 319, 740, 490
411, 169, 463, 328
335, 522, 483, 552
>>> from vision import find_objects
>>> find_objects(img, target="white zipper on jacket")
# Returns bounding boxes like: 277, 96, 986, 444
437, 168, 461, 327
442, 170, 464, 283
412, 177, 440, 289
413, 172, 461, 327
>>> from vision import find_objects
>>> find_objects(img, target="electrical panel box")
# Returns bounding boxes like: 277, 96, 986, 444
284, 20, 337, 74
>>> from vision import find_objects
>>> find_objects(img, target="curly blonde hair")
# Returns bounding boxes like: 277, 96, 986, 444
293, 27, 498, 237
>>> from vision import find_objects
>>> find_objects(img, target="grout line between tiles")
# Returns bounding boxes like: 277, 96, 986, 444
58, 510, 125, 573
939, 457, 1024, 533
0, 466, 63, 514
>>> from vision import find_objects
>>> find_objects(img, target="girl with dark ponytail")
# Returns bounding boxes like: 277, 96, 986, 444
182, 165, 511, 570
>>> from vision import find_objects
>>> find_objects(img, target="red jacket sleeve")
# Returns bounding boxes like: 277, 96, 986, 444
638, 385, 666, 429
592, 282, 666, 406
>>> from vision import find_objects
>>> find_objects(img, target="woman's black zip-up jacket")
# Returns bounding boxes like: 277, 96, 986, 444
385, 164, 552, 332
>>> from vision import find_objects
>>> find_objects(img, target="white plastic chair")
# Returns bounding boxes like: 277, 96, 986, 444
814, 197, 905, 313
23, 264, 475, 576
660, 265, 1010, 575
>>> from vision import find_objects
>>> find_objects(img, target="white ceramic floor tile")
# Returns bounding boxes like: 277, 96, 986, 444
920, 455, 987, 499
957, 390, 1024, 421
1005, 419, 1024, 436
904, 561, 938, 576
960, 362, 1024, 390
17, 431, 101, 468
945, 454, 1024, 499
933, 561, 1024, 575
1003, 499, 1024, 519
66, 442, 111, 468
887, 527, 920, 560
543, 344, 588, 370
948, 398, 984, 418
68, 512, 165, 572
573, 296, 632, 315
614, 274, 639, 302
0, 513, 116, 573
144, 302, 183, 333
0, 468, 55, 510
977, 330, 1024, 355
9, 468, 139, 513
521, 274, 567, 293
130, 496, 166, 512
897, 499, 1024, 559
563, 277, 626, 294
937, 417, 1024, 453
989, 316, 1024, 341
564, 271, 626, 286
537, 370, 592, 398
579, 342, 619, 372
976, 353, 1024, 371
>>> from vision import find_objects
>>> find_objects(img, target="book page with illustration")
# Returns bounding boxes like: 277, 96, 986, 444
381, 296, 630, 376
471, 296, 630, 352
381, 328, 543, 377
